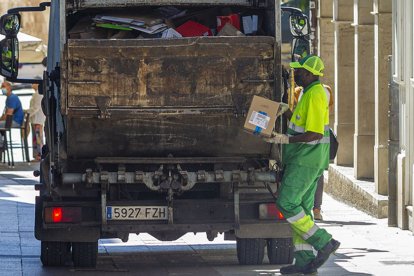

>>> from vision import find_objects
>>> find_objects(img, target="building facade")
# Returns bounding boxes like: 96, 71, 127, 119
0, 0, 49, 43
390, 0, 414, 231
317, 0, 414, 233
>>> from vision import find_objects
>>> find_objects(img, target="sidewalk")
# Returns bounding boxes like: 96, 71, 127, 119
317, 193, 414, 275
0, 165, 414, 275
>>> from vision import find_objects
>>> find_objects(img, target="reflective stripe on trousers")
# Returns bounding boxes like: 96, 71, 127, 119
276, 164, 333, 258
286, 210, 321, 240
292, 230, 316, 267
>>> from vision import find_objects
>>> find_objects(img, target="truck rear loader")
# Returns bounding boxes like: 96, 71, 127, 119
0, 0, 310, 268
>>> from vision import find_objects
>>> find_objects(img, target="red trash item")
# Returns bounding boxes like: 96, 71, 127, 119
217, 14, 241, 32
176, 20, 213, 37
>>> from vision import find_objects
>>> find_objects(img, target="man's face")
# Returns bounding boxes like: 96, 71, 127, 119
1, 82, 11, 94
293, 68, 308, 87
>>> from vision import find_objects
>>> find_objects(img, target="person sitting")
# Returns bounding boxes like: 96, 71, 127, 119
0, 81, 24, 147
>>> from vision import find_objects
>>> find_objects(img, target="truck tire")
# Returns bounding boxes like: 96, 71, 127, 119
72, 241, 98, 268
236, 238, 266, 265
40, 241, 70, 266
266, 238, 294, 264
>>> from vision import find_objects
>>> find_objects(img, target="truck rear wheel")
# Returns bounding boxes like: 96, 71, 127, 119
266, 238, 294, 264
72, 241, 98, 267
40, 241, 70, 266
236, 238, 265, 265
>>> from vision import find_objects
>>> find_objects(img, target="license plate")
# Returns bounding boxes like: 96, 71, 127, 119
106, 206, 168, 220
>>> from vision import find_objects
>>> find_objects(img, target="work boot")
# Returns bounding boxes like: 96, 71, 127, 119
280, 263, 317, 275
313, 208, 323, 221
312, 239, 340, 269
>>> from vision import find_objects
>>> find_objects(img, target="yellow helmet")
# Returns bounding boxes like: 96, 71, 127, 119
290, 55, 325, 77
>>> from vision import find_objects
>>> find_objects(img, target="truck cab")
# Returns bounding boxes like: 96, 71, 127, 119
0, 0, 310, 268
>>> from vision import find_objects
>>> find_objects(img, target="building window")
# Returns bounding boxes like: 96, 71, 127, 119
392, 0, 398, 79
399, 0, 404, 82
412, 0, 414, 79
393, 0, 405, 82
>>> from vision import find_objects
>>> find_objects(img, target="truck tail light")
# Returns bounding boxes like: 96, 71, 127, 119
259, 203, 285, 220
44, 207, 82, 223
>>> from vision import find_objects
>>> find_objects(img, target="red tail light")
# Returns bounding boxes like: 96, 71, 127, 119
259, 203, 285, 220
52, 207, 62, 222
45, 207, 82, 223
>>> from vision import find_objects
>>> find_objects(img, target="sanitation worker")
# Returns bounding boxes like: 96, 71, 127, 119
264, 55, 340, 275
293, 84, 334, 221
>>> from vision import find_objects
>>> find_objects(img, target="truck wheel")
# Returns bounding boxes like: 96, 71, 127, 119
266, 238, 294, 264
236, 238, 266, 265
72, 241, 98, 268
40, 241, 70, 266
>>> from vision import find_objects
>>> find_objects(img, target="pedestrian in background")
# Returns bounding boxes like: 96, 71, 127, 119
0, 81, 24, 153
27, 82, 45, 161
0, 81, 24, 128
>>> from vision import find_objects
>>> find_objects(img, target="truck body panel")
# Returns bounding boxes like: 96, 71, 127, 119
66, 0, 253, 10
64, 37, 275, 158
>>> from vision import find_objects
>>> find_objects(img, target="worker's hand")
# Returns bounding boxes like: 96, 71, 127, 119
276, 103, 290, 117
263, 132, 289, 144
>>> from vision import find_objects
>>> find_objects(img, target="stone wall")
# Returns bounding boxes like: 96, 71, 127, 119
0, 0, 49, 43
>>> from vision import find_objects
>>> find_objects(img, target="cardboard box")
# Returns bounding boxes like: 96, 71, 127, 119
244, 95, 280, 137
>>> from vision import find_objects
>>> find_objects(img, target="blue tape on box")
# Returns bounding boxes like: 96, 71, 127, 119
253, 111, 268, 135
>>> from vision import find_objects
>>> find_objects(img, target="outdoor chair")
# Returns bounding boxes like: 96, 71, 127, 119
0, 112, 31, 167
0, 114, 14, 167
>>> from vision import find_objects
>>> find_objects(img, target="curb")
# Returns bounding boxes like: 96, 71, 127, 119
325, 164, 388, 218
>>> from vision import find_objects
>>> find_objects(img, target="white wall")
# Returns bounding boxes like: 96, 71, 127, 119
392, 0, 414, 231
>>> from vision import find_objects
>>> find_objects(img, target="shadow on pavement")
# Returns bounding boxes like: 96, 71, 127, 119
0, 173, 39, 185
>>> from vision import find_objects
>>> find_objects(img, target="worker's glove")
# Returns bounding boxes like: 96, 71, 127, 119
276, 103, 290, 117
263, 132, 289, 144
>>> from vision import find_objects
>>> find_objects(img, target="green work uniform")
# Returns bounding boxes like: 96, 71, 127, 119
276, 80, 332, 267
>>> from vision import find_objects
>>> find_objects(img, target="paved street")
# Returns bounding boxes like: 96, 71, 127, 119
0, 164, 414, 276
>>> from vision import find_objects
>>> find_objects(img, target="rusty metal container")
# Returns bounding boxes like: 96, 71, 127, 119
63, 36, 278, 159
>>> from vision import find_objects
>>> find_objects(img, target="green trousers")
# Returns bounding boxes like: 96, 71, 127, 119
276, 164, 332, 267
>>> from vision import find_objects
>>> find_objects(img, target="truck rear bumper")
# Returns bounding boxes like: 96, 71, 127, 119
102, 221, 291, 239
35, 197, 291, 241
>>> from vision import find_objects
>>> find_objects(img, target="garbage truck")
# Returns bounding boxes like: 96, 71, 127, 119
0, 0, 310, 268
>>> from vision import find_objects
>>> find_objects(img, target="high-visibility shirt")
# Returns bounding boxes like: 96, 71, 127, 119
294, 84, 334, 112
282, 80, 330, 169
